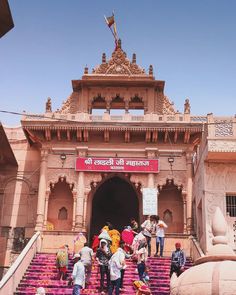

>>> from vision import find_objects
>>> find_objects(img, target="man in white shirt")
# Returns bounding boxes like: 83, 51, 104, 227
71, 253, 85, 295
79, 242, 94, 285
108, 241, 126, 295
141, 215, 155, 257
155, 216, 168, 257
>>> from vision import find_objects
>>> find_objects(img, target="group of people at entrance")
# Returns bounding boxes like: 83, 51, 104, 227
140, 215, 168, 258
55, 216, 186, 295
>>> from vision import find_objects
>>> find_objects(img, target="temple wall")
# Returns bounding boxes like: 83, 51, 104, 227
204, 162, 236, 251
2, 127, 40, 230
193, 141, 208, 252
193, 119, 236, 253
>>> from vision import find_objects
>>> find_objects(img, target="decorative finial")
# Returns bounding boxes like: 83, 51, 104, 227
102, 53, 106, 63
132, 53, 136, 64
149, 65, 153, 76
117, 39, 122, 49
207, 206, 235, 256
46, 97, 52, 113
84, 65, 88, 74
212, 207, 228, 245
184, 98, 190, 114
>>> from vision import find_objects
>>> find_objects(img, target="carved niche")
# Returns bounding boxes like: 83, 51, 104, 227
47, 170, 77, 191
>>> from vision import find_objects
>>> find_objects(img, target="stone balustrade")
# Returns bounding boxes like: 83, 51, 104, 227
22, 112, 208, 124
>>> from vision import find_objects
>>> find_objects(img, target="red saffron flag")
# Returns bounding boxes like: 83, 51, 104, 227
105, 14, 115, 27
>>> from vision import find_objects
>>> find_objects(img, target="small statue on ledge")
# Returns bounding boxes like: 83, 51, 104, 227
184, 98, 190, 114
46, 97, 52, 112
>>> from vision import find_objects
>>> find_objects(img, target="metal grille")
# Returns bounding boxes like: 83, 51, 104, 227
226, 195, 236, 217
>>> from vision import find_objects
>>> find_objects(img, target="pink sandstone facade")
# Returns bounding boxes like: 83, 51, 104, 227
0, 40, 235, 276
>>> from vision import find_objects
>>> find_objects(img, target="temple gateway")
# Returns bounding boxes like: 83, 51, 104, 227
0, 39, 236, 278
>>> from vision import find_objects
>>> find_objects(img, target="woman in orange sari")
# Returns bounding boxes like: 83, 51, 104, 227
107, 223, 120, 254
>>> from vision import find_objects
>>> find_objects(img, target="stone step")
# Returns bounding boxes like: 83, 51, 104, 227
15, 253, 194, 295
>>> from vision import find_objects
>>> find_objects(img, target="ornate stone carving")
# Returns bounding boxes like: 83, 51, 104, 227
214, 119, 233, 137
184, 98, 190, 114
59, 95, 73, 114
163, 96, 176, 115
45, 97, 52, 112
157, 171, 186, 190
129, 174, 147, 188
46, 169, 77, 189
208, 140, 236, 152
155, 91, 164, 114
84, 172, 102, 190
92, 44, 147, 76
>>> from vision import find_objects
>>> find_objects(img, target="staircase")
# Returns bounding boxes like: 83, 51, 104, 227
15, 254, 193, 295
148, 257, 193, 295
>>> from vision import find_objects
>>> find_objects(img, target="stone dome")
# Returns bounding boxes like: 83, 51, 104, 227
170, 207, 236, 295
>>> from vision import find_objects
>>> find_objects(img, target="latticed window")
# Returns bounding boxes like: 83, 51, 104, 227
226, 195, 236, 217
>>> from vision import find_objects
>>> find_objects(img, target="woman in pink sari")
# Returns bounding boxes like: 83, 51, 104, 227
121, 226, 134, 253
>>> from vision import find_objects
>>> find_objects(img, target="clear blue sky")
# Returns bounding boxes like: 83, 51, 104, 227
1, 0, 236, 126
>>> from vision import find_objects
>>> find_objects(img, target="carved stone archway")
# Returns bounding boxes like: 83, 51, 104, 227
45, 176, 75, 231
87, 173, 141, 240
158, 178, 184, 233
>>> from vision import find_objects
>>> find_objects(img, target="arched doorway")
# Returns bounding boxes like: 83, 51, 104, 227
47, 179, 73, 230
158, 179, 184, 233
90, 176, 139, 237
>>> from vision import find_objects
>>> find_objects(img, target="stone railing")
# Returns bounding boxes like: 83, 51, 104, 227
206, 114, 236, 138
22, 112, 207, 124
189, 236, 205, 262
0, 231, 41, 295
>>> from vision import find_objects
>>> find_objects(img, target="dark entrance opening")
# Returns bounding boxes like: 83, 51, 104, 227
90, 176, 139, 237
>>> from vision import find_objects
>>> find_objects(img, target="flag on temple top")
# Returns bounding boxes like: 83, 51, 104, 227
105, 14, 115, 27
104, 12, 118, 48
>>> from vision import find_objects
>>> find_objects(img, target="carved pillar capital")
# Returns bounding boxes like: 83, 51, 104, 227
76, 147, 88, 157
45, 190, 50, 200
145, 148, 158, 159
186, 152, 193, 164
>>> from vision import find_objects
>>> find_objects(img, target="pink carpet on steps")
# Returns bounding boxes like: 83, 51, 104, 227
15, 253, 193, 295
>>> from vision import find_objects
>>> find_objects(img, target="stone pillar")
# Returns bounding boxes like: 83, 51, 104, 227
72, 191, 77, 231
147, 173, 155, 188
186, 152, 193, 233
35, 150, 48, 231
125, 100, 129, 114
145, 147, 158, 189
182, 191, 187, 233
43, 190, 50, 229
75, 172, 85, 231
82, 189, 90, 231
106, 100, 111, 114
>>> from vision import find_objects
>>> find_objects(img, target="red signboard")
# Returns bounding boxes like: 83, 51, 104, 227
75, 157, 159, 173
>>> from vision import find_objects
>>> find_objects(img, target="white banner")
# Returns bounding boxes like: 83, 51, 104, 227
142, 188, 158, 215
